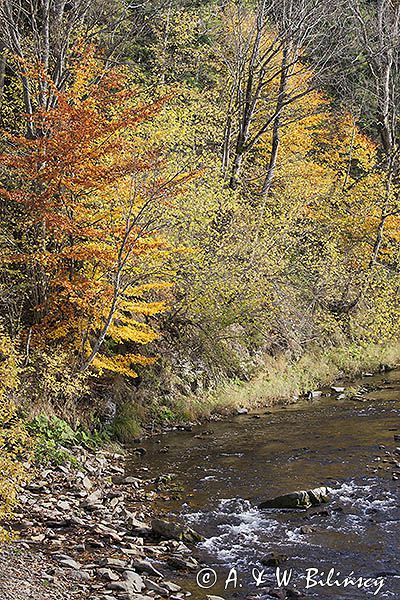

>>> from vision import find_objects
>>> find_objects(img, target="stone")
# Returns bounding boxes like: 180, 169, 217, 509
101, 558, 127, 570
94, 524, 123, 542
258, 487, 329, 510
131, 559, 164, 577
299, 525, 314, 534
82, 476, 93, 490
163, 581, 181, 593
58, 557, 81, 570
151, 518, 204, 543
97, 568, 120, 581
308, 487, 330, 505
307, 390, 322, 399
143, 578, 168, 596
261, 552, 288, 567
125, 513, 151, 533
122, 477, 143, 487
123, 571, 146, 592
331, 386, 345, 393
45, 518, 71, 528
236, 407, 248, 415
168, 555, 198, 570
259, 491, 311, 509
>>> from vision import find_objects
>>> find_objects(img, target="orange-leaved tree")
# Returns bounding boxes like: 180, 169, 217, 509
0, 47, 186, 377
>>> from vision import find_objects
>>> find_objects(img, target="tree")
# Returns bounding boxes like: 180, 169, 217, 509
0, 47, 187, 377
347, 0, 400, 269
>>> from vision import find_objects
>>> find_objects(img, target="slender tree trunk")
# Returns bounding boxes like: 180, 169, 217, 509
260, 46, 289, 199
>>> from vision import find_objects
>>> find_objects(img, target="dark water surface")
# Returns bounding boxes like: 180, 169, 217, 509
128, 371, 400, 599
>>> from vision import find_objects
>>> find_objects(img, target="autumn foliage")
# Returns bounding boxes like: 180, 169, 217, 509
0, 48, 183, 377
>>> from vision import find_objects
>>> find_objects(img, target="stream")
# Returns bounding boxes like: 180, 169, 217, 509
128, 370, 400, 599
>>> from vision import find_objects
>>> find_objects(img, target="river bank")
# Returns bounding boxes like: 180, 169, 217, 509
129, 340, 400, 437
2, 343, 400, 600
1, 444, 205, 600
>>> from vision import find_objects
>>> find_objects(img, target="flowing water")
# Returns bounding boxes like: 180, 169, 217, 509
128, 370, 400, 599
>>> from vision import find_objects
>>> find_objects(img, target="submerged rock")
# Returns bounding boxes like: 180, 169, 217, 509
261, 552, 288, 566
258, 487, 330, 510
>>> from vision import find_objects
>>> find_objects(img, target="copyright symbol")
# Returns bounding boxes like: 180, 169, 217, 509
196, 567, 218, 589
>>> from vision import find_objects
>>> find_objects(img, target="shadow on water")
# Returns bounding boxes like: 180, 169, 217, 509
127, 370, 400, 599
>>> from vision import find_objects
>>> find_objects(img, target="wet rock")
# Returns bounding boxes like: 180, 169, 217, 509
167, 555, 198, 570
163, 581, 181, 593
307, 390, 322, 399
259, 487, 329, 510
299, 525, 314, 534
122, 477, 143, 487
308, 487, 330, 505
236, 407, 248, 415
309, 507, 330, 518
133, 448, 147, 456
331, 386, 345, 393
286, 589, 310, 599
261, 552, 288, 567
151, 518, 204, 543
206, 596, 226, 600
266, 589, 286, 599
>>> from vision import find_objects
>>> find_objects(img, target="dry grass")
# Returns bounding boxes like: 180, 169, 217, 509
204, 340, 400, 414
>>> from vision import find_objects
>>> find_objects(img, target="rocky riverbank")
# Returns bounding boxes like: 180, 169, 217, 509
2, 446, 202, 600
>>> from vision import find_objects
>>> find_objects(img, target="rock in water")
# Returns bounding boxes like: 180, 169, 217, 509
308, 486, 330, 505
259, 491, 312, 509
258, 487, 329, 510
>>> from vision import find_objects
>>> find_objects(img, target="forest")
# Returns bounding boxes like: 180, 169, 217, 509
1, 0, 400, 518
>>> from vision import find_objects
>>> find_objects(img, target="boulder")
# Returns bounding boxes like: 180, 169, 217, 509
308, 487, 329, 505
259, 491, 311, 509
258, 487, 329, 510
